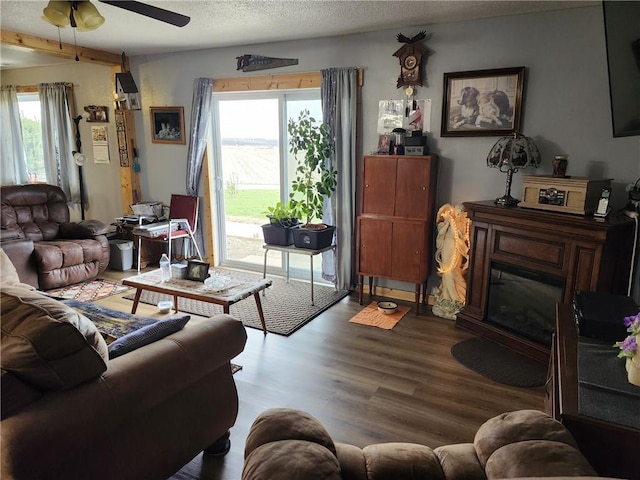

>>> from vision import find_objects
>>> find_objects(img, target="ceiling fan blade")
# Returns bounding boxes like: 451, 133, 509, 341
99, 1, 190, 27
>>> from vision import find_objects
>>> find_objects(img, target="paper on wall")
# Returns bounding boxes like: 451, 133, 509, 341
91, 126, 110, 164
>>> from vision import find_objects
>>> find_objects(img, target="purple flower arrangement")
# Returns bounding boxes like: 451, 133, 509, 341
613, 313, 640, 359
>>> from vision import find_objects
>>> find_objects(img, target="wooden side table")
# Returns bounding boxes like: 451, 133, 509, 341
550, 304, 640, 478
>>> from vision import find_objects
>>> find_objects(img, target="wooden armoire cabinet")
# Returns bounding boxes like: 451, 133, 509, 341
356, 154, 438, 313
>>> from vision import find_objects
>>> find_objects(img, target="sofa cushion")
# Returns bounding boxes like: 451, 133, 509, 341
484, 440, 597, 478
362, 443, 445, 480
0, 286, 108, 390
59, 220, 108, 238
244, 408, 337, 459
33, 240, 105, 290
243, 440, 341, 480
108, 315, 190, 359
434, 443, 486, 480
474, 410, 579, 467
1, 184, 69, 241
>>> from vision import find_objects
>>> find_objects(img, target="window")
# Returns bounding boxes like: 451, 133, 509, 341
211, 90, 323, 279
17, 93, 46, 182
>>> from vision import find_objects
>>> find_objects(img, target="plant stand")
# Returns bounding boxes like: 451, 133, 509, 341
262, 243, 336, 306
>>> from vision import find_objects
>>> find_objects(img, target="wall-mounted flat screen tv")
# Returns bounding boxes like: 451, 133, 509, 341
602, 1, 640, 138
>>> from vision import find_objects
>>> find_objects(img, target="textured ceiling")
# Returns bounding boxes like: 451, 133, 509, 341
0, 0, 597, 69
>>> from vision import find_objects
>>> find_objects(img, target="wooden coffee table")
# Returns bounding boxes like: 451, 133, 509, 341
122, 268, 273, 334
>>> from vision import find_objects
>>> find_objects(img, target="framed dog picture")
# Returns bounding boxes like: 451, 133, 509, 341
185, 260, 210, 282
441, 67, 525, 137
150, 106, 185, 144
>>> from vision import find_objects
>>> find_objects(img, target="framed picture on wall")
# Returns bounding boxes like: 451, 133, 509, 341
84, 105, 108, 122
150, 106, 186, 144
441, 66, 525, 137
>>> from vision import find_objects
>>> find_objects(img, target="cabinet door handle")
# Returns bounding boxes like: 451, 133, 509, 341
365, 183, 369, 188
422, 186, 426, 190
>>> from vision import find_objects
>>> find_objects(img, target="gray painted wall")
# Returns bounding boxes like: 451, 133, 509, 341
3, 6, 639, 294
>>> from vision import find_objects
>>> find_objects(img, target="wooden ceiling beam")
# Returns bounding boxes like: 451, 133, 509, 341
1, 29, 122, 66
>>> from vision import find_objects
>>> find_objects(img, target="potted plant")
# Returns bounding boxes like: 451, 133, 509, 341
261, 201, 299, 246
287, 109, 337, 249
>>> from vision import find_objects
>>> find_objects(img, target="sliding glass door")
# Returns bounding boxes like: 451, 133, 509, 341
211, 91, 323, 280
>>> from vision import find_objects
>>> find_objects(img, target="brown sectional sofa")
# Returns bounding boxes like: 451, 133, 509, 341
242, 408, 615, 480
0, 183, 110, 290
0, 249, 248, 479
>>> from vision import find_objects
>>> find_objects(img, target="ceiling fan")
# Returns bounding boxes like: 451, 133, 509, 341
42, 1, 190, 31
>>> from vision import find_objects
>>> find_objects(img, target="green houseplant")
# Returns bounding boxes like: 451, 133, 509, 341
263, 201, 299, 228
261, 201, 299, 246
287, 109, 337, 249
288, 109, 337, 227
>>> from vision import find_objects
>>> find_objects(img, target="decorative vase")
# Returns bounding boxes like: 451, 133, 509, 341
626, 356, 640, 387
552, 155, 568, 177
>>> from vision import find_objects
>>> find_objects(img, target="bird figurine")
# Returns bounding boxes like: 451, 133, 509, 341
396, 31, 427, 44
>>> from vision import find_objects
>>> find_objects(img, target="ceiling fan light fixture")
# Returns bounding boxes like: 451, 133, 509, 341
42, 0, 71, 28
74, 1, 105, 32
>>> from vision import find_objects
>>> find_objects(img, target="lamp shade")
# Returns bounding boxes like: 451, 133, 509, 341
487, 132, 541, 172
486, 132, 541, 207
42, 1, 71, 28
74, 1, 105, 31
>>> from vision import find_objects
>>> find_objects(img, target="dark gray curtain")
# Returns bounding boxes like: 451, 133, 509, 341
321, 67, 358, 290
186, 77, 214, 255
39, 83, 78, 203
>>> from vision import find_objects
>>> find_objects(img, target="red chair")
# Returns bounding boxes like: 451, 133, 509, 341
136, 194, 203, 273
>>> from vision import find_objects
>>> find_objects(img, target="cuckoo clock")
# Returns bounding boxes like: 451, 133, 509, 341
393, 31, 430, 88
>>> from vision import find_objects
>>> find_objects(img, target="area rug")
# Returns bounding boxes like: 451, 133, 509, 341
46, 279, 131, 302
450, 337, 547, 388
124, 274, 349, 336
348, 301, 411, 329
61, 298, 242, 374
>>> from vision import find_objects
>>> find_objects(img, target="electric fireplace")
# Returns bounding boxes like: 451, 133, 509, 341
486, 262, 564, 347
456, 201, 635, 363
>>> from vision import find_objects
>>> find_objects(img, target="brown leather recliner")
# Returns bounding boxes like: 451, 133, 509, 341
242, 409, 608, 480
0, 184, 110, 290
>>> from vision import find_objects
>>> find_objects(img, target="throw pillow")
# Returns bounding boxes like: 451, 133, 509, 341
108, 315, 190, 359
1, 286, 108, 390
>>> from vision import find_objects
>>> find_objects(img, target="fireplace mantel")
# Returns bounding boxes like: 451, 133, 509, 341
456, 201, 635, 363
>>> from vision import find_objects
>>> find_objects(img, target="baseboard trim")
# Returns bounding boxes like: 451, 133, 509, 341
361, 286, 435, 306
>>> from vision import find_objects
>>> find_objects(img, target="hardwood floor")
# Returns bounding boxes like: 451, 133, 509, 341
99, 270, 545, 480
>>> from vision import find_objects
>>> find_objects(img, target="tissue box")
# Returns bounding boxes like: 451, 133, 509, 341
171, 262, 188, 279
